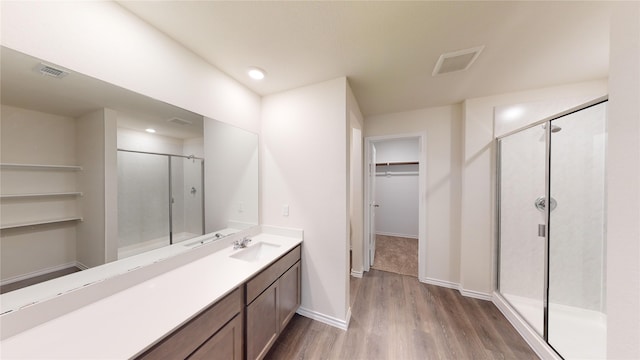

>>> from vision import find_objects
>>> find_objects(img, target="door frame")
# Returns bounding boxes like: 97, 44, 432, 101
363, 132, 427, 278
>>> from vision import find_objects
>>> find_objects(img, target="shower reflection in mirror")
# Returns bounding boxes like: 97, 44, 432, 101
117, 148, 204, 259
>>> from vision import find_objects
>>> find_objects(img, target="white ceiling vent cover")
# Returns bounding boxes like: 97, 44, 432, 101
167, 117, 193, 126
34, 63, 70, 78
432, 45, 484, 76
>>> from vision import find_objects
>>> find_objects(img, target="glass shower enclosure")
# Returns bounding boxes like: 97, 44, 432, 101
117, 150, 204, 259
497, 99, 607, 359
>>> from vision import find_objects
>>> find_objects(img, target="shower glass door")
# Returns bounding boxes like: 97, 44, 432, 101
498, 125, 546, 336
117, 151, 205, 259
548, 102, 607, 358
170, 156, 204, 244
117, 151, 170, 259
497, 98, 608, 359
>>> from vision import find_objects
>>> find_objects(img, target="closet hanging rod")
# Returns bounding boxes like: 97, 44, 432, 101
375, 161, 419, 166
375, 171, 419, 177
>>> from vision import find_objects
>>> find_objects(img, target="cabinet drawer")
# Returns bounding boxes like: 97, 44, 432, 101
246, 245, 300, 304
137, 287, 242, 360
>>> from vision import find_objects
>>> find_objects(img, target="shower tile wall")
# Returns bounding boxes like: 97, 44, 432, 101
117, 152, 169, 249
499, 127, 545, 303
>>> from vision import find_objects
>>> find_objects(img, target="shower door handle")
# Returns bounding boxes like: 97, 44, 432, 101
538, 224, 546, 237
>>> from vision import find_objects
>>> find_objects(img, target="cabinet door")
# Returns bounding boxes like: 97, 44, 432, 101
188, 314, 243, 360
246, 281, 278, 360
136, 288, 242, 360
278, 261, 300, 330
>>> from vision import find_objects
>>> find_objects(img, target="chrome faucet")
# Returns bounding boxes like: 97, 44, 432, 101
233, 236, 252, 249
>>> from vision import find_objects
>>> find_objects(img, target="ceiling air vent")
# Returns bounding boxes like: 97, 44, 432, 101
34, 63, 69, 78
432, 45, 484, 76
167, 117, 193, 126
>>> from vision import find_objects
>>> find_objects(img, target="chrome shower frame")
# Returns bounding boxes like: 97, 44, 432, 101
117, 149, 205, 244
494, 95, 608, 354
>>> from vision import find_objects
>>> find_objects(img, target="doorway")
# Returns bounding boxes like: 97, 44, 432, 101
364, 134, 426, 278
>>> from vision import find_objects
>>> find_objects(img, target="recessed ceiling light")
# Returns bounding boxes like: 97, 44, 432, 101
145, 128, 156, 133
247, 67, 266, 80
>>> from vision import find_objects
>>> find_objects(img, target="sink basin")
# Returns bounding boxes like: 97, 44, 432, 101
230, 242, 281, 262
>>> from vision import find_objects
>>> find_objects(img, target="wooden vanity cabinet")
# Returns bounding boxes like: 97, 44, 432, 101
277, 261, 301, 330
137, 287, 243, 360
188, 314, 243, 360
135, 244, 301, 360
245, 246, 301, 360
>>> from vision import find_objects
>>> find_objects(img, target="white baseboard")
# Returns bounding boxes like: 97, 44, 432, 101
493, 292, 562, 360
419, 277, 492, 301
459, 288, 492, 301
296, 306, 349, 331
350, 269, 363, 278
419, 277, 459, 290
375, 231, 418, 239
1, 262, 78, 286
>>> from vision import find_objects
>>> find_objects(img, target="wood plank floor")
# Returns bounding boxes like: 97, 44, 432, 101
265, 269, 538, 360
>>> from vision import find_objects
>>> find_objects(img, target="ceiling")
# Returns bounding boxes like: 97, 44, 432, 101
117, 1, 615, 116
1, 47, 203, 139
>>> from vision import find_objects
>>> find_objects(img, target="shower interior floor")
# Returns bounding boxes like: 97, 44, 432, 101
503, 293, 606, 359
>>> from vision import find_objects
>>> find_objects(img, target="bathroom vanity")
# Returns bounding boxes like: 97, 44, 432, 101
138, 244, 301, 360
0, 229, 302, 359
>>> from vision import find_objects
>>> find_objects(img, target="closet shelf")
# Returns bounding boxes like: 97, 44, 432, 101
0, 192, 83, 199
0, 217, 83, 230
375, 161, 419, 166
376, 171, 419, 177
0, 163, 82, 171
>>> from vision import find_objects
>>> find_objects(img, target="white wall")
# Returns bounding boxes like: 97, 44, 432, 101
365, 105, 462, 285
117, 128, 185, 156
374, 138, 419, 238
0, 1, 261, 134
460, 80, 607, 296
606, 3, 640, 358
374, 139, 420, 164
261, 77, 350, 327
347, 83, 365, 277
77, 108, 118, 268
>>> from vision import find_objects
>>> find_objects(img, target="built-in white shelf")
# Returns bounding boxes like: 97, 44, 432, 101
0, 217, 83, 230
0, 163, 82, 171
0, 192, 83, 199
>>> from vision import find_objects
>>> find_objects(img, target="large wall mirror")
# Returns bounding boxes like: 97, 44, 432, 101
0, 46, 259, 313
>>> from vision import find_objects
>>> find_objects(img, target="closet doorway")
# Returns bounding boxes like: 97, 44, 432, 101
364, 134, 426, 278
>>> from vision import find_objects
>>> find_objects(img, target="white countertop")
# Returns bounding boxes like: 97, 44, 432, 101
0, 231, 302, 359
